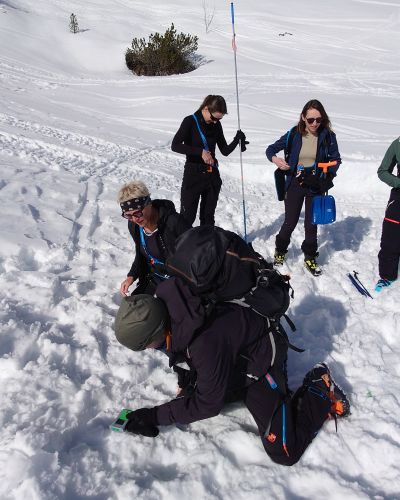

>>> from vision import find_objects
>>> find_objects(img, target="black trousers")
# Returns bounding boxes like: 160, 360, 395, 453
180, 163, 222, 226
378, 189, 400, 281
244, 377, 331, 466
275, 179, 318, 257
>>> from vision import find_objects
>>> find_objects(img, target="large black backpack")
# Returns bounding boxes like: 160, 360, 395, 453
166, 226, 292, 321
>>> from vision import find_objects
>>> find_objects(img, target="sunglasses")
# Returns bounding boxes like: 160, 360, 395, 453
209, 110, 222, 122
306, 117, 322, 124
121, 209, 143, 220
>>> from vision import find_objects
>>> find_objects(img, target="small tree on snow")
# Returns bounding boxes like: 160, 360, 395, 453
125, 23, 199, 76
70, 13, 79, 34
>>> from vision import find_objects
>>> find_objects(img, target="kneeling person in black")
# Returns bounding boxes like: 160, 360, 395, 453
114, 278, 350, 466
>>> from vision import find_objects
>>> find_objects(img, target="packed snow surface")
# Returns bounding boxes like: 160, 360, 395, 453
1, 0, 400, 498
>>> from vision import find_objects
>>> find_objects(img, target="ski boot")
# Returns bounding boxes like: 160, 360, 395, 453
274, 250, 287, 267
304, 255, 322, 276
303, 363, 350, 426
375, 278, 396, 292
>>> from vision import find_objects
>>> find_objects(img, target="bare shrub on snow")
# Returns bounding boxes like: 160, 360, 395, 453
69, 13, 79, 34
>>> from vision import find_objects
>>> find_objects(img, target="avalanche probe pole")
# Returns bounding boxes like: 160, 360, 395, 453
230, 2, 247, 242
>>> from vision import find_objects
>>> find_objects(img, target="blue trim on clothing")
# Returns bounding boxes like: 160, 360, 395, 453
139, 227, 170, 280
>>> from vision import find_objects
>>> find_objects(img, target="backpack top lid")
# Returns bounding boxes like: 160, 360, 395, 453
166, 225, 259, 298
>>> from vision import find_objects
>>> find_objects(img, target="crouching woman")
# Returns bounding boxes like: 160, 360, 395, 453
118, 181, 191, 296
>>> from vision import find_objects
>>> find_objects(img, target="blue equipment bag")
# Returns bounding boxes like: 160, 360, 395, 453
311, 194, 336, 225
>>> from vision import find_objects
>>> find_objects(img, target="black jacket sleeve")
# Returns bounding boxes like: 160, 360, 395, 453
127, 262, 138, 278
323, 131, 341, 175
167, 212, 192, 240
126, 222, 147, 279
266, 132, 288, 162
171, 116, 204, 157
216, 124, 239, 157
126, 222, 138, 278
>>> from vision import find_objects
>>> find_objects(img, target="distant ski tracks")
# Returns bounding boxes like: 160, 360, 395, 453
0, 113, 180, 182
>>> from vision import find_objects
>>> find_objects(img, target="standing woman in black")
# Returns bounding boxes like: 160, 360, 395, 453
171, 95, 246, 226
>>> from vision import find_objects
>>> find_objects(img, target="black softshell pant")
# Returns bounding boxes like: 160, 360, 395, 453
244, 376, 331, 466
378, 189, 400, 281
180, 163, 222, 226
275, 178, 318, 257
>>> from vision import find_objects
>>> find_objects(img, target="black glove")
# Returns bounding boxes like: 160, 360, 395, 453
125, 408, 159, 437
318, 174, 334, 193
234, 129, 249, 152
173, 365, 197, 397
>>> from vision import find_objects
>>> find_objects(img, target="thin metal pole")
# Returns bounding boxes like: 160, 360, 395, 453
230, 2, 247, 242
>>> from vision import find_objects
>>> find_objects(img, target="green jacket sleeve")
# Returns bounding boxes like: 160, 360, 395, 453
377, 138, 400, 188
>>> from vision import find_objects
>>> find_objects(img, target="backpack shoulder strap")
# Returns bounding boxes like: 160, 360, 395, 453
284, 126, 296, 163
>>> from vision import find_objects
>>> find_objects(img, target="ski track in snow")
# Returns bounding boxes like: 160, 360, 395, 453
0, 120, 181, 186
1, 0, 400, 498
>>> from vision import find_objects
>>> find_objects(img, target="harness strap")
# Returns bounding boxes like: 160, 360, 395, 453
286, 341, 305, 353
281, 314, 296, 331
272, 320, 304, 353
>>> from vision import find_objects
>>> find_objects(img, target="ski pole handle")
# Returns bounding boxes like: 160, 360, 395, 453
317, 161, 337, 174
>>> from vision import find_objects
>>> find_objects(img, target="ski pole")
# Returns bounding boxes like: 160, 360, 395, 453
230, 2, 247, 242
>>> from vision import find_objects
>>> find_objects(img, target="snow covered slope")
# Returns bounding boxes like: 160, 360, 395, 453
0, 0, 399, 498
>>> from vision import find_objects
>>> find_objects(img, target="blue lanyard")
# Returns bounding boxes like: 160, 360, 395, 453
192, 114, 209, 151
192, 114, 219, 169
139, 227, 169, 280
